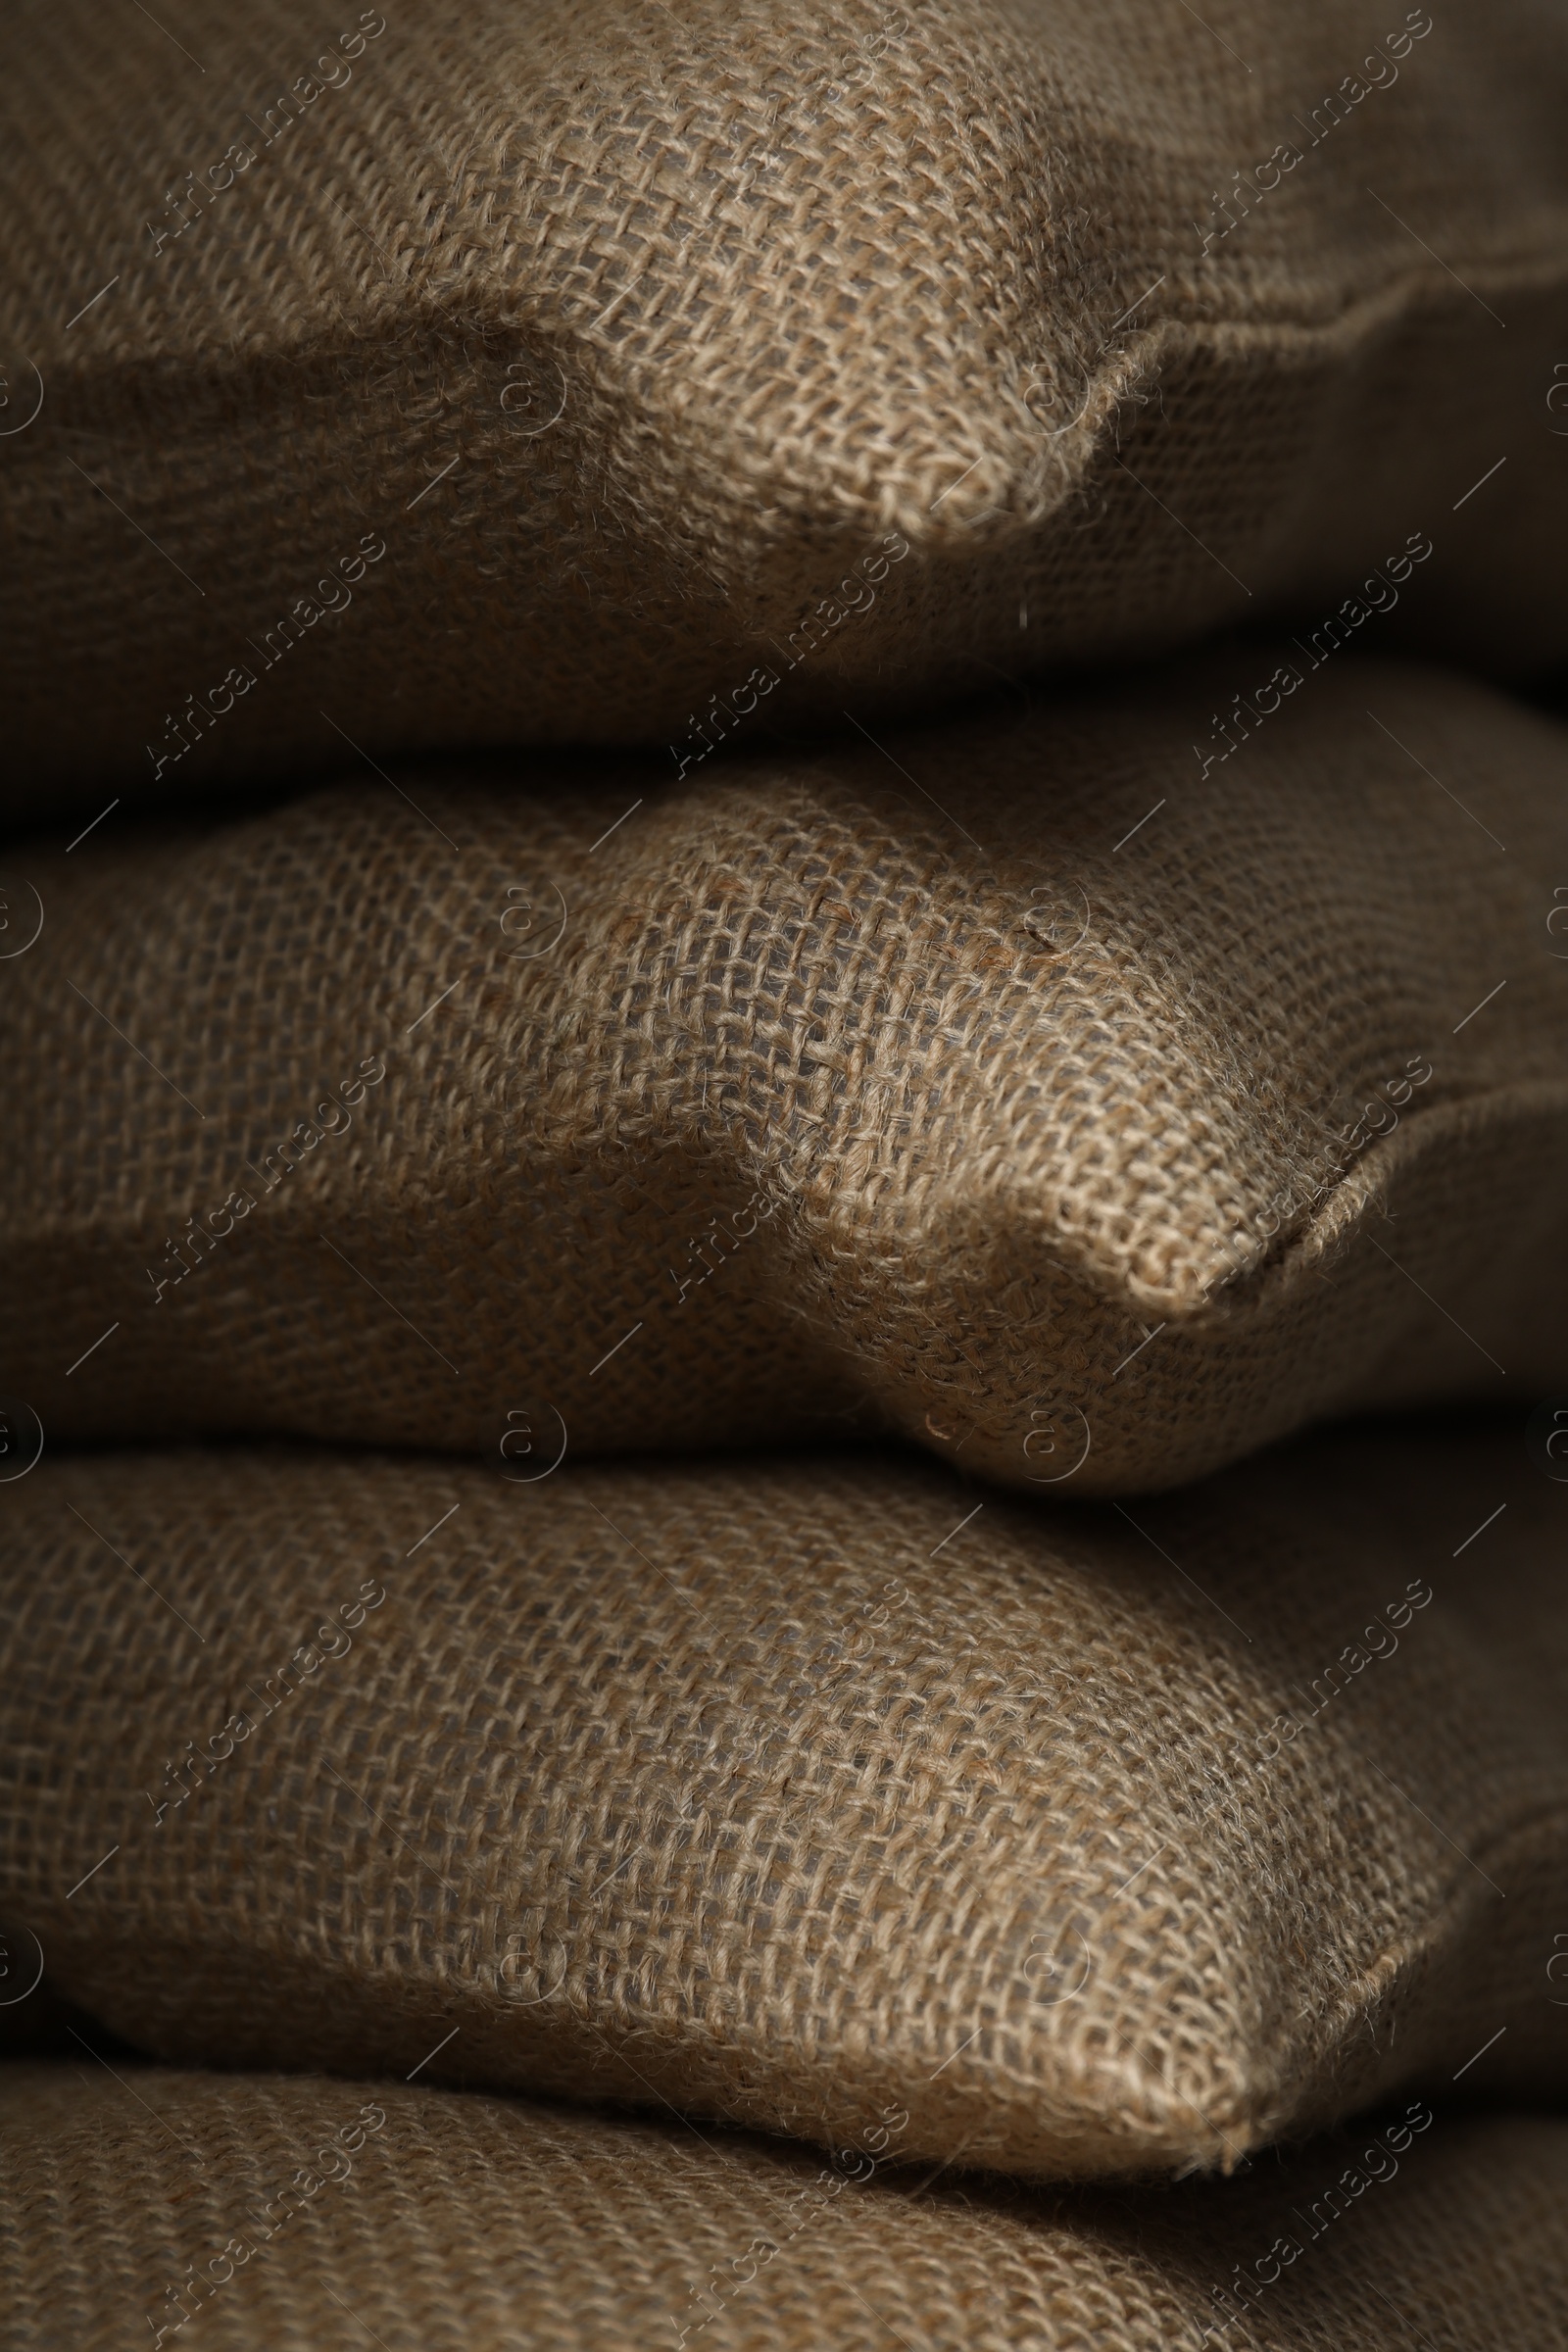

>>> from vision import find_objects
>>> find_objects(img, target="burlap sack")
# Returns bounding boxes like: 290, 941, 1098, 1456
7, 656, 1568, 1495
5, 1431, 1566, 2182
2, 2066, 1563, 2351
4, 0, 1567, 813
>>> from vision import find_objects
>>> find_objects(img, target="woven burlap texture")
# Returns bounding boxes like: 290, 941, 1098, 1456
8, 655, 1568, 1494
5, 1431, 1565, 2180
4, 0, 1567, 812
3, 2069, 1564, 2352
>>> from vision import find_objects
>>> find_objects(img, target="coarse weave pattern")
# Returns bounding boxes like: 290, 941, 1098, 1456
3, 0, 1567, 812
4, 1433, 1565, 2180
7, 657, 1568, 1494
1, 2067, 1564, 2351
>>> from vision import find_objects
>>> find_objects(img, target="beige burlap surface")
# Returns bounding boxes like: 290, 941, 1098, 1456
3, 1431, 1565, 2180
6, 655, 1568, 1494
3, 0, 1567, 813
1, 2067, 1564, 2352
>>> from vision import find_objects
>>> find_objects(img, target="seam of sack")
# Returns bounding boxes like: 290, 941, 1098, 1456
24, 243, 1568, 558
1231, 1793, 1568, 2151
960, 1794, 1568, 2174
943, 1075, 1568, 1330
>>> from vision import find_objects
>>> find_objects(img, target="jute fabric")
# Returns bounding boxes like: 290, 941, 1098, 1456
4, 1432, 1565, 2181
1, 2067, 1564, 2350
3, 0, 1568, 812
8, 656, 1568, 1494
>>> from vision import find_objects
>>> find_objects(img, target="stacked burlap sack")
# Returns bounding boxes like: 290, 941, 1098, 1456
4, 1, 1568, 2345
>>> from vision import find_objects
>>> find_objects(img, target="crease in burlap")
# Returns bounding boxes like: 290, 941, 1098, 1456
5, 0, 1568, 808
3, 1429, 1565, 2180
7, 654, 1568, 1494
